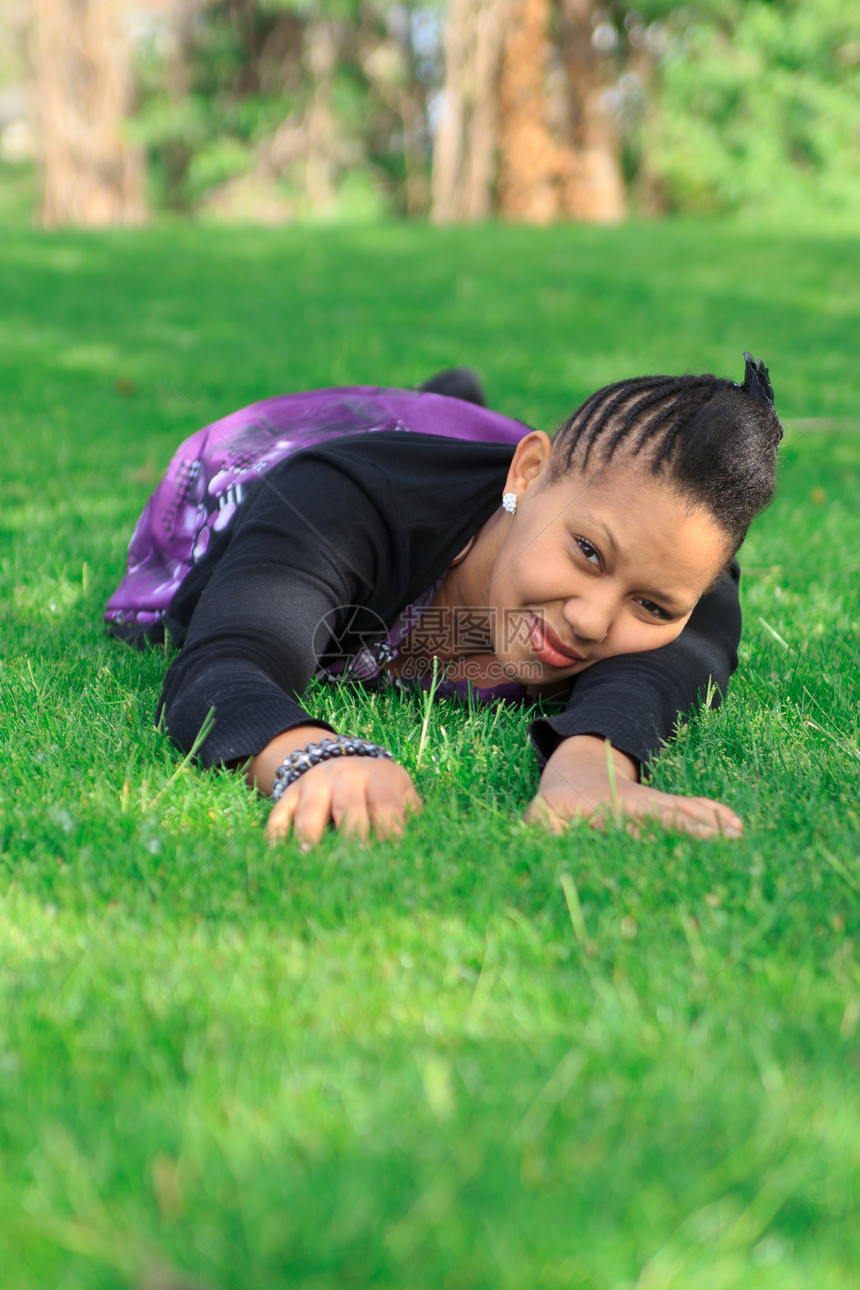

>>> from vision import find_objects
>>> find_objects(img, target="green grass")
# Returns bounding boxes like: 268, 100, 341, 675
1, 219, 859, 1290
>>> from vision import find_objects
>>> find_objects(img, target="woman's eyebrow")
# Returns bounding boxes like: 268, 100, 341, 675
574, 512, 619, 556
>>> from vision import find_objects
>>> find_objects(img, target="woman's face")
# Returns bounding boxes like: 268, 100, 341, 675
485, 433, 731, 684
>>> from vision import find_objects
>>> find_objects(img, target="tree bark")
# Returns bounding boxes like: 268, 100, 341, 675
29, 0, 146, 227
431, 0, 508, 222
496, 0, 561, 222
495, 0, 624, 224
557, 0, 625, 223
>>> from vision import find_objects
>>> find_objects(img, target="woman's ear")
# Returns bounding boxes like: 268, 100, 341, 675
505, 431, 554, 496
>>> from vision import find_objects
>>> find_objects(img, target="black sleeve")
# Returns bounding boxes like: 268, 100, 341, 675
157, 451, 399, 768
527, 559, 742, 772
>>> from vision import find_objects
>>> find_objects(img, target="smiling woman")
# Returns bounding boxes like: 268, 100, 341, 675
105, 360, 782, 845
466, 443, 731, 670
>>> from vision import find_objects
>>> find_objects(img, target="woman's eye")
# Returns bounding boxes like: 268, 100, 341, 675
576, 537, 600, 566
637, 599, 671, 621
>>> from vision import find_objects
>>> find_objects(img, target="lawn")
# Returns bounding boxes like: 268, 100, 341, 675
1, 218, 859, 1290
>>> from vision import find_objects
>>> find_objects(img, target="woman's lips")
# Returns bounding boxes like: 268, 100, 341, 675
528, 614, 585, 668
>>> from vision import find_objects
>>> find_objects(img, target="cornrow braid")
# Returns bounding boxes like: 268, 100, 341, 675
548, 368, 783, 554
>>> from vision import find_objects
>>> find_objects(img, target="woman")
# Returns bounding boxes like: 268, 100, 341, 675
106, 357, 781, 846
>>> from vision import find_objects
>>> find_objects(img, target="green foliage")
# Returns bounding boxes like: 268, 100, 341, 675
1, 221, 859, 1286
633, 0, 860, 214
131, 6, 294, 211
130, 0, 431, 217
119, 0, 860, 219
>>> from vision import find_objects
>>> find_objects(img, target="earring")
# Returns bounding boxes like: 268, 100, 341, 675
502, 492, 517, 515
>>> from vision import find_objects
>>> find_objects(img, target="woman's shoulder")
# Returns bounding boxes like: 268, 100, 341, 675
259, 423, 519, 509
236, 433, 511, 579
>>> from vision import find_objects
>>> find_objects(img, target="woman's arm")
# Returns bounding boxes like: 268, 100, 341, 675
525, 560, 744, 838
157, 448, 397, 767
154, 444, 428, 841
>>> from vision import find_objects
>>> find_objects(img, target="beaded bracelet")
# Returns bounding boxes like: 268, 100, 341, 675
270, 734, 394, 803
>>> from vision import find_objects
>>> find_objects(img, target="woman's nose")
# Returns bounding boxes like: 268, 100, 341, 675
561, 597, 612, 645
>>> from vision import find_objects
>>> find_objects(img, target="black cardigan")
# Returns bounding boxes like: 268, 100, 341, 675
157, 430, 741, 771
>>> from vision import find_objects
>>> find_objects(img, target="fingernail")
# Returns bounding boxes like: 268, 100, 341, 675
300, 841, 311, 853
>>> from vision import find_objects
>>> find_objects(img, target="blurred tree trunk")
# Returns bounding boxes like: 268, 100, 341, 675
496, 0, 624, 223
431, 0, 508, 222
496, 0, 562, 222
29, 0, 146, 227
557, 0, 624, 222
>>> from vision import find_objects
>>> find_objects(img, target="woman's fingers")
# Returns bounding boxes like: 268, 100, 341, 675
331, 786, 371, 841
690, 796, 744, 835
523, 796, 570, 834
369, 788, 424, 840
369, 804, 407, 840
289, 779, 336, 847
265, 758, 424, 846
598, 783, 744, 839
526, 782, 744, 841
265, 777, 299, 840
366, 771, 424, 840
661, 794, 743, 837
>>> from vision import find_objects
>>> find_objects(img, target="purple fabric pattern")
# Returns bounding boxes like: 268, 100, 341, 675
106, 385, 531, 706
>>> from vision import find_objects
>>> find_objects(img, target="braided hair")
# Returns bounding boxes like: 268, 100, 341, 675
548, 360, 783, 554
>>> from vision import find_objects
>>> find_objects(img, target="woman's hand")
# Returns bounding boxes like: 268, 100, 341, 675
247, 726, 423, 846
267, 755, 423, 846
524, 735, 744, 841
